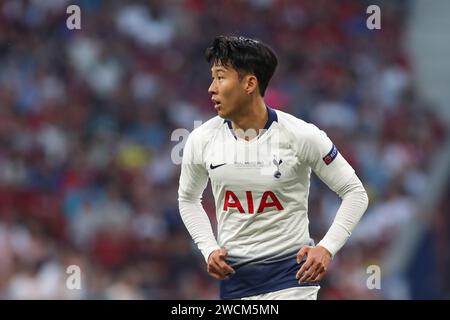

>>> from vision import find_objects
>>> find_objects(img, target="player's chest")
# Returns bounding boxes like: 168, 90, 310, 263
204, 133, 299, 188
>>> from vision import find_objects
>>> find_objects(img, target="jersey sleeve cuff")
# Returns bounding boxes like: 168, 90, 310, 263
316, 239, 337, 258
202, 244, 222, 263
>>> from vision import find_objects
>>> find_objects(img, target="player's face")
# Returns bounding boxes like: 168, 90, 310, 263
208, 64, 249, 119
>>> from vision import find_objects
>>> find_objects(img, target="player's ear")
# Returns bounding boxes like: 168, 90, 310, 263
244, 75, 258, 95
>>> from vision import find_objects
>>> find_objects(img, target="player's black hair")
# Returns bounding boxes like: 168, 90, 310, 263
205, 35, 278, 97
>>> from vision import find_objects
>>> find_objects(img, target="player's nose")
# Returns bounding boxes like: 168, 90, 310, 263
208, 80, 217, 95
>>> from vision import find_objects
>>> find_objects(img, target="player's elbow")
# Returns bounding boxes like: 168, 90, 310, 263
178, 195, 202, 208
351, 181, 369, 213
341, 176, 369, 215
360, 186, 369, 213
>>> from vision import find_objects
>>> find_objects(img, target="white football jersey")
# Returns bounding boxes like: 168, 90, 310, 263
178, 107, 355, 266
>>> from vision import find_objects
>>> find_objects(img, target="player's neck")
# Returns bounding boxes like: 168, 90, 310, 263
231, 97, 268, 135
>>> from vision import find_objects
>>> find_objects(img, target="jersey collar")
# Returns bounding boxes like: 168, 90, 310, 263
224, 106, 278, 132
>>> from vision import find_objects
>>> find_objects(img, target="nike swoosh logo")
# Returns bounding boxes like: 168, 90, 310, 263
210, 163, 226, 170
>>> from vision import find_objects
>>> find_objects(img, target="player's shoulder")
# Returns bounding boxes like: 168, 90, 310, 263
275, 109, 333, 159
188, 115, 224, 142
274, 109, 322, 138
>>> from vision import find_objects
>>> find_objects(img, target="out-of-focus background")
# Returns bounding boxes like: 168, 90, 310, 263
0, 0, 449, 299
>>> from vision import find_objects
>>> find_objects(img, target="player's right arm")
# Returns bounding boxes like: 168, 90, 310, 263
178, 129, 234, 279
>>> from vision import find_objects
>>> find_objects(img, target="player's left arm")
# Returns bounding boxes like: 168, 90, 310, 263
296, 125, 369, 283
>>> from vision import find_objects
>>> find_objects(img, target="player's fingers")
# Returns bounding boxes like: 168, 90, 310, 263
296, 246, 310, 264
208, 259, 234, 280
207, 266, 223, 280
207, 262, 227, 280
208, 268, 226, 280
217, 259, 235, 275
211, 256, 235, 277
304, 265, 323, 283
299, 262, 320, 283
208, 259, 226, 277
212, 248, 234, 275
296, 258, 313, 280
311, 267, 327, 282
311, 270, 326, 283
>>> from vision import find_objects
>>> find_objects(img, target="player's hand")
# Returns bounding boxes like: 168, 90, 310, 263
295, 245, 332, 284
207, 248, 235, 280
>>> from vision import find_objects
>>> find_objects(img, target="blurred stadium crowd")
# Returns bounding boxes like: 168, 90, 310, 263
0, 0, 448, 299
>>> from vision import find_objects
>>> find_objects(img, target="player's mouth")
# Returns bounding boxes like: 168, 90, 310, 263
212, 98, 222, 111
